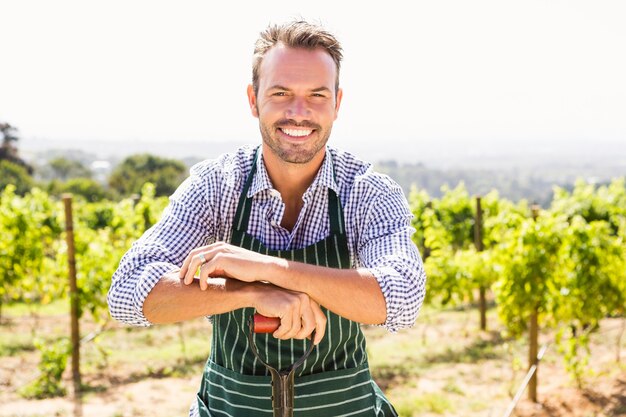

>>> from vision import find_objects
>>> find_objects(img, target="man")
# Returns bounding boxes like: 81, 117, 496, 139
108, 20, 426, 416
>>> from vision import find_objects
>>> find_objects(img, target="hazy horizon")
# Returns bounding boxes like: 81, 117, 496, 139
20, 134, 626, 172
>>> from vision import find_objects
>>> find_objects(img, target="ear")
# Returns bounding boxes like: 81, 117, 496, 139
333, 88, 343, 120
247, 84, 259, 118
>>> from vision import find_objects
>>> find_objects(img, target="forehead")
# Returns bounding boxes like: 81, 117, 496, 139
258, 45, 337, 90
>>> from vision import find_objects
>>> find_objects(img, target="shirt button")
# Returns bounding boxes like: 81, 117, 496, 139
270, 220, 278, 227
269, 189, 281, 198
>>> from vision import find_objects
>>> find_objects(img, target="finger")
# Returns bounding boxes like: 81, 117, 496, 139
181, 242, 222, 281
198, 263, 208, 290
180, 248, 204, 281
184, 252, 205, 285
273, 312, 293, 340
188, 248, 221, 285
198, 257, 223, 290
179, 253, 193, 279
295, 305, 316, 340
283, 306, 302, 339
311, 303, 327, 345
275, 300, 304, 340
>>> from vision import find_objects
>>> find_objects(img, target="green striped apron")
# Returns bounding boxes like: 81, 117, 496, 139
196, 151, 397, 416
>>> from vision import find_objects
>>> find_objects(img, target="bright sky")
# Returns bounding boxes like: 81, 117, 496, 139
1, 0, 625, 155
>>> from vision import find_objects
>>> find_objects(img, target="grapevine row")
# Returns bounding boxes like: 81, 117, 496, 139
1, 178, 624, 394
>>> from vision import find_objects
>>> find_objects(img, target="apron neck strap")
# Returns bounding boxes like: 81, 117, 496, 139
233, 147, 345, 236
233, 148, 259, 233
327, 187, 344, 235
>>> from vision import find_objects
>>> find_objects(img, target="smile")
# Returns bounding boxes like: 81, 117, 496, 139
280, 128, 313, 138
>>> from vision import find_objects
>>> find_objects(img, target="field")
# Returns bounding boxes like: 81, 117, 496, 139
0, 301, 624, 417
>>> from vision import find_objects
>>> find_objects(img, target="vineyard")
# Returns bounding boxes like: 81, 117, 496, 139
1, 178, 625, 416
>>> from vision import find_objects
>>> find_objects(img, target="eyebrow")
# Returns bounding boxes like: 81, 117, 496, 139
267, 85, 332, 93
311, 87, 332, 94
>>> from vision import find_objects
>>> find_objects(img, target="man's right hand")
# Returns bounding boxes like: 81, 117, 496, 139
248, 282, 326, 345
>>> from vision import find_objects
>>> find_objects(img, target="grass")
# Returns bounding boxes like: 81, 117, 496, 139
0, 331, 35, 356
1, 298, 68, 317
75, 320, 212, 386
0, 298, 70, 356
394, 392, 454, 416
363, 307, 529, 415
1, 301, 624, 417
83, 323, 210, 369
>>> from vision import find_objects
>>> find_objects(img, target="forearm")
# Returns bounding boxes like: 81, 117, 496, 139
178, 242, 419, 330
269, 261, 387, 325
146, 271, 329, 343
143, 273, 254, 324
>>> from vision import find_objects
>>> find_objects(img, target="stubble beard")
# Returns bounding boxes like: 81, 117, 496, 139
259, 118, 331, 164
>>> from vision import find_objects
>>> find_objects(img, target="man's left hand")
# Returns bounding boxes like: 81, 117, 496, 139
179, 242, 284, 290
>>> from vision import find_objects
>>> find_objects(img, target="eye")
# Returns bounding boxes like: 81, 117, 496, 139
272, 91, 287, 97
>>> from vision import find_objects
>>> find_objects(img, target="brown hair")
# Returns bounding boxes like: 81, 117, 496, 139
252, 20, 343, 96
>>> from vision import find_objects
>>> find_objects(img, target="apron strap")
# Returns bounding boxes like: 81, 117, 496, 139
232, 147, 346, 237
233, 148, 259, 234
328, 189, 344, 235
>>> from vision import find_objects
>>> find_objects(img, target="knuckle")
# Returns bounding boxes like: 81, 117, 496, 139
288, 296, 301, 310
317, 310, 326, 321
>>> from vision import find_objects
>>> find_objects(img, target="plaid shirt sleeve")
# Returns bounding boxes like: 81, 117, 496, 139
107, 165, 215, 326
351, 173, 426, 332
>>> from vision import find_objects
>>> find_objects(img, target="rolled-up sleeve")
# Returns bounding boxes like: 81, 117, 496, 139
107, 168, 214, 326
357, 186, 426, 332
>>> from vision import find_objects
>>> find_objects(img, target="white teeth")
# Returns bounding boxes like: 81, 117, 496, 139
281, 128, 312, 137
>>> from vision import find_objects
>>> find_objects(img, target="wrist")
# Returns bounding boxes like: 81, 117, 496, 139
261, 256, 289, 286
238, 281, 270, 310
219, 279, 255, 310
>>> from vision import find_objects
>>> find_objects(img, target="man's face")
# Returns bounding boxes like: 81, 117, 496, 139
247, 45, 342, 165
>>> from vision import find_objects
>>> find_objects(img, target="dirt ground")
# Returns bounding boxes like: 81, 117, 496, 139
1, 308, 624, 417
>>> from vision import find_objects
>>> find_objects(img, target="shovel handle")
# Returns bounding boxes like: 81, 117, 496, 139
252, 314, 281, 333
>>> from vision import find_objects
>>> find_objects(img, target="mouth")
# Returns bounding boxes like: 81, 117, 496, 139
278, 127, 315, 139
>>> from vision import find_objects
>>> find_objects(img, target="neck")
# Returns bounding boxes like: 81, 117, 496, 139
261, 145, 325, 203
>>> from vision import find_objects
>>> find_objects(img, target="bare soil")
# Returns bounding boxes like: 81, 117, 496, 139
1, 308, 624, 417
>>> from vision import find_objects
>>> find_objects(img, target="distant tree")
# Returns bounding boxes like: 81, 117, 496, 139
0, 160, 34, 195
47, 178, 111, 202
108, 154, 187, 197
47, 157, 93, 180
0, 122, 33, 175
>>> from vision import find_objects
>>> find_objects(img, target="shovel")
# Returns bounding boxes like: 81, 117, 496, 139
247, 313, 315, 417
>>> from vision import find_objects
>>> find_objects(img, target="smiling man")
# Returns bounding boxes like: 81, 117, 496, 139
108, 20, 426, 416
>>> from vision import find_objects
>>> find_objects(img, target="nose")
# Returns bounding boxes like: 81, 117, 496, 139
285, 97, 311, 121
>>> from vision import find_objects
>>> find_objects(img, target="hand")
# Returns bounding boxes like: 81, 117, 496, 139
252, 283, 326, 345
179, 242, 282, 289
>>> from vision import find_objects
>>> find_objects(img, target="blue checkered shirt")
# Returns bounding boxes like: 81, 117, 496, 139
108, 145, 426, 332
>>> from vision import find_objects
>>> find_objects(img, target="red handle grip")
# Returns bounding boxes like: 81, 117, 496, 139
252, 314, 281, 333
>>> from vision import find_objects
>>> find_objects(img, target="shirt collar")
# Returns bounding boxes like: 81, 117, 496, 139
247, 146, 339, 198
247, 148, 273, 197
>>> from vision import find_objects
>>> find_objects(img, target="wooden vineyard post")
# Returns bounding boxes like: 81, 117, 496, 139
474, 197, 486, 331
423, 201, 433, 260
528, 204, 541, 402
63, 194, 81, 396
528, 307, 539, 402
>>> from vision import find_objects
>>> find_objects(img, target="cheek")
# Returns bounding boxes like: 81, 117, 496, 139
257, 102, 281, 118
314, 101, 338, 115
